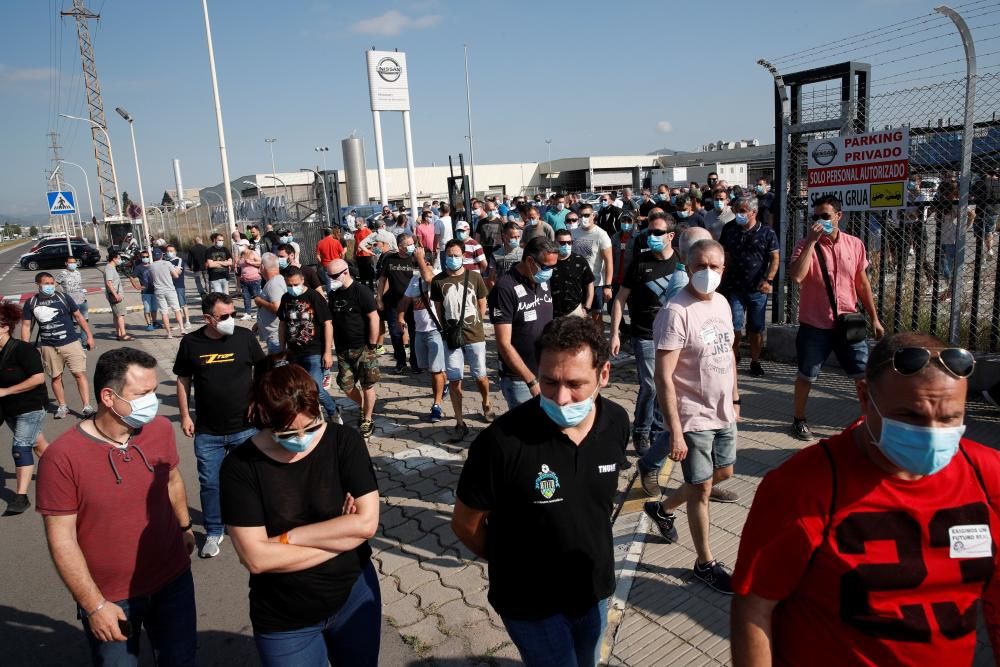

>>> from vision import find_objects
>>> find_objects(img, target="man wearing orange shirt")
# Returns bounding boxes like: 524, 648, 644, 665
315, 228, 344, 266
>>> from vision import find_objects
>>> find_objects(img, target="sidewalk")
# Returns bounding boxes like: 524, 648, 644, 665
607, 361, 1000, 667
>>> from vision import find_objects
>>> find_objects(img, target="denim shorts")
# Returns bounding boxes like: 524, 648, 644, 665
414, 330, 446, 373
680, 423, 737, 485
445, 341, 487, 381
5, 409, 45, 467
796, 322, 869, 382
175, 286, 187, 307
141, 293, 157, 313
727, 290, 768, 334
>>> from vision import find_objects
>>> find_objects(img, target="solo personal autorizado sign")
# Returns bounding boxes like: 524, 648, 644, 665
807, 128, 910, 211
366, 50, 410, 112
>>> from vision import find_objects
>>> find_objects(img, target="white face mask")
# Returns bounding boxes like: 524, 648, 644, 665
215, 316, 236, 336
690, 268, 722, 295
580, 215, 592, 228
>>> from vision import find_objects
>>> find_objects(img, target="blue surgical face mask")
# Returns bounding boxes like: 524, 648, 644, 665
657, 193, 668, 202
754, 185, 766, 195
621, 223, 633, 233
404, 243, 415, 255
533, 265, 553, 283
275, 429, 318, 453
67, 263, 78, 271
280, 235, 290, 244
539, 389, 597, 428
507, 237, 520, 249
866, 396, 965, 475
113, 390, 160, 429
142, 257, 151, 264
558, 243, 572, 257
456, 230, 469, 241
277, 257, 289, 269
821, 219, 835, 235
676, 210, 691, 219
445, 255, 463, 272
287, 284, 306, 297
735, 213, 750, 226
646, 235, 665, 252
166, 252, 176, 260
713, 200, 725, 211
670, 196, 677, 205
40, 284, 56, 296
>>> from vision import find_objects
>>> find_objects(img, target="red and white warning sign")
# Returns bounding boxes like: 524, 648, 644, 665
807, 128, 910, 211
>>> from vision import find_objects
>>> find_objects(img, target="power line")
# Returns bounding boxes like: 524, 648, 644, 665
870, 34, 1000, 69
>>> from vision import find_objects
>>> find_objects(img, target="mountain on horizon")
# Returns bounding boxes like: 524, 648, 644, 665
647, 147, 689, 156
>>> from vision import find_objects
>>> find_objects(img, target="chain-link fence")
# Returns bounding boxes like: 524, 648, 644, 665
774, 63, 1000, 352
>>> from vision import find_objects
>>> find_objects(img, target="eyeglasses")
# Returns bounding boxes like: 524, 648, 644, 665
811, 213, 835, 221
211, 312, 235, 321
273, 418, 324, 439
566, 217, 579, 223
327, 269, 348, 279
648, 229, 671, 237
876, 347, 976, 378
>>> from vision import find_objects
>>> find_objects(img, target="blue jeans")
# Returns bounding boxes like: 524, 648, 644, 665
384, 304, 417, 369
4, 408, 45, 468
640, 431, 672, 472
241, 279, 262, 315
796, 322, 869, 382
727, 290, 768, 334
209, 278, 229, 295
254, 561, 381, 667
80, 568, 197, 667
194, 271, 207, 295
194, 426, 257, 536
499, 375, 534, 408
631, 337, 663, 438
294, 353, 339, 417
502, 598, 608, 667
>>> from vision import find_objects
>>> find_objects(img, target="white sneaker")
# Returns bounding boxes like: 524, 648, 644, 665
239, 313, 252, 321
200, 534, 225, 558
54, 405, 69, 419
81, 405, 97, 417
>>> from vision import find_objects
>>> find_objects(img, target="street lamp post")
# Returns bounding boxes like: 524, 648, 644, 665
58, 159, 99, 245
58, 113, 122, 221
115, 107, 151, 250
545, 139, 552, 195
464, 44, 477, 197
314, 146, 329, 172
62, 181, 84, 238
201, 0, 238, 237
261, 174, 290, 203
265, 137, 278, 184
149, 206, 165, 237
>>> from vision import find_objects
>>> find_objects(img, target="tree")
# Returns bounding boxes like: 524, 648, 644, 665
121, 192, 132, 212
29, 225, 38, 237
161, 191, 175, 209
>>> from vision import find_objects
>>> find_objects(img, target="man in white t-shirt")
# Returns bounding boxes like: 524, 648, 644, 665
435, 202, 454, 268
571, 203, 614, 326
643, 239, 739, 595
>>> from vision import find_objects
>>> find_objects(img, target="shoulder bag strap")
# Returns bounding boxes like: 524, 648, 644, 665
458, 269, 470, 325
814, 243, 840, 319
418, 278, 442, 331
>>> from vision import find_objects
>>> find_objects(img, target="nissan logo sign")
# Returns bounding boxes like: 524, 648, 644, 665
812, 141, 838, 166
376, 57, 402, 82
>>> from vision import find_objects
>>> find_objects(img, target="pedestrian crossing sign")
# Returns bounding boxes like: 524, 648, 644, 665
47, 191, 76, 215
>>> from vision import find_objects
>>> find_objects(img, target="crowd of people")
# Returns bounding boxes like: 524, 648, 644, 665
0, 177, 997, 667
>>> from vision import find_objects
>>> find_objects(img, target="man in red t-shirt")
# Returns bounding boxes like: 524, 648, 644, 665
732, 331, 1000, 666
315, 227, 344, 266
36, 347, 196, 665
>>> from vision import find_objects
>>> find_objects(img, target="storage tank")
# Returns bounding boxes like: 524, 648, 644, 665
341, 135, 369, 205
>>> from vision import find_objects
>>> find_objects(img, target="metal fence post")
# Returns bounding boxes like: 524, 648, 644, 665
936, 4, 978, 344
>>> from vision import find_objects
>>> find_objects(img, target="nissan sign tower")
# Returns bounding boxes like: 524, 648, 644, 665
366, 49, 417, 216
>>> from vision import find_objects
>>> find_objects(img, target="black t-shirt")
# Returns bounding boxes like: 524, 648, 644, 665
0, 339, 47, 417
477, 219, 503, 250
278, 289, 332, 356
280, 265, 323, 292
623, 251, 679, 339
487, 267, 554, 378
456, 396, 629, 619
205, 245, 232, 281
187, 243, 207, 271
638, 199, 658, 219
219, 425, 379, 634
550, 255, 595, 318
172, 326, 264, 435
328, 281, 377, 351
378, 253, 417, 308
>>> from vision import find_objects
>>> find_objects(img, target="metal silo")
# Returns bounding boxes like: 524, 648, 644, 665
341, 135, 370, 205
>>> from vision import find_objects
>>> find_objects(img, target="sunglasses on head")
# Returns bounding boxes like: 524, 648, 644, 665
273, 418, 324, 439
812, 213, 835, 221
876, 347, 976, 378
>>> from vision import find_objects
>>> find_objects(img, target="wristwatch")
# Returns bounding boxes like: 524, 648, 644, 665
526, 378, 539, 388
179, 520, 193, 531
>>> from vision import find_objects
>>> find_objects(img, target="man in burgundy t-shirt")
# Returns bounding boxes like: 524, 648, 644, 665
36, 347, 196, 665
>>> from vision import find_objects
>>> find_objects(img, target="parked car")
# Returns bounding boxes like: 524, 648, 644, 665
20, 242, 101, 270
28, 235, 88, 253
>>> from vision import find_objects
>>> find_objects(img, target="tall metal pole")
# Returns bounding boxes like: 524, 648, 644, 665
124, 119, 152, 250
201, 0, 237, 237
464, 44, 477, 197
545, 139, 552, 194
266, 138, 278, 182
936, 4, 977, 344
59, 114, 121, 219
59, 160, 95, 231
402, 111, 419, 217
63, 181, 83, 238
372, 111, 388, 206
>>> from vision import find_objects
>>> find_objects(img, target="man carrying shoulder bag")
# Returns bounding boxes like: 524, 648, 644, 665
787, 195, 884, 441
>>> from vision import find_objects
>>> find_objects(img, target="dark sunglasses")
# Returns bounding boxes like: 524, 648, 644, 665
648, 229, 672, 237
273, 419, 325, 439
327, 269, 348, 279
876, 347, 976, 378
566, 217, 579, 223
811, 213, 835, 221
211, 312, 234, 322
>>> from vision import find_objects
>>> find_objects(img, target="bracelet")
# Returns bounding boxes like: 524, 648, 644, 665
179, 521, 193, 532
733, 399, 742, 405
85, 600, 106, 617
526, 378, 539, 388
279, 531, 290, 545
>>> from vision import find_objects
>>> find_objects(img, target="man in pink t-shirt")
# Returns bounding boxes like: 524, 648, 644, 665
788, 195, 884, 442
413, 210, 437, 254
643, 239, 739, 595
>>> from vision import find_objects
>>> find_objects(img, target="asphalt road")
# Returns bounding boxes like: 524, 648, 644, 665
0, 240, 417, 666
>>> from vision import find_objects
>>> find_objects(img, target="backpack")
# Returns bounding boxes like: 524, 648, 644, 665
25, 292, 74, 347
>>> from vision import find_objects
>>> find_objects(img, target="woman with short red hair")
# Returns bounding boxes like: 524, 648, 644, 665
220, 354, 381, 666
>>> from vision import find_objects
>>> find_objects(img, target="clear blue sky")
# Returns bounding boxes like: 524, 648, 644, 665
2, 0, 997, 217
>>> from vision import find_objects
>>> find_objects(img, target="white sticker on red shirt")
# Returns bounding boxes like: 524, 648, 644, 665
949, 524, 992, 559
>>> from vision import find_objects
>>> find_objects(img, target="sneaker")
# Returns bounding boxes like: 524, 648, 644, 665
692, 560, 734, 595
749, 360, 765, 377
639, 465, 661, 498
359, 418, 375, 439
790, 418, 814, 441
482, 404, 496, 423
328, 407, 344, 426
200, 534, 224, 559
430, 404, 444, 423
54, 405, 69, 419
633, 433, 651, 457
6, 493, 30, 515
239, 313, 252, 320
375, 345, 386, 355
80, 405, 97, 417
643, 501, 679, 543
145, 324, 155, 332
710, 486, 740, 503
442, 384, 450, 399
447, 421, 470, 443
392, 364, 407, 374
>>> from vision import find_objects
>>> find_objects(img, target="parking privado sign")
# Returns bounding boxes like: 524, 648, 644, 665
807, 128, 910, 211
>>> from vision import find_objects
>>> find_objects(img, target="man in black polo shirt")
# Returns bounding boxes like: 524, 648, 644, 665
377, 233, 419, 374
452, 317, 628, 667
173, 293, 264, 558
550, 228, 595, 317
719, 197, 779, 377
609, 211, 677, 455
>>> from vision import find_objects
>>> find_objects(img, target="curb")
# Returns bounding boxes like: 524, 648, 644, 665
88, 305, 145, 314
